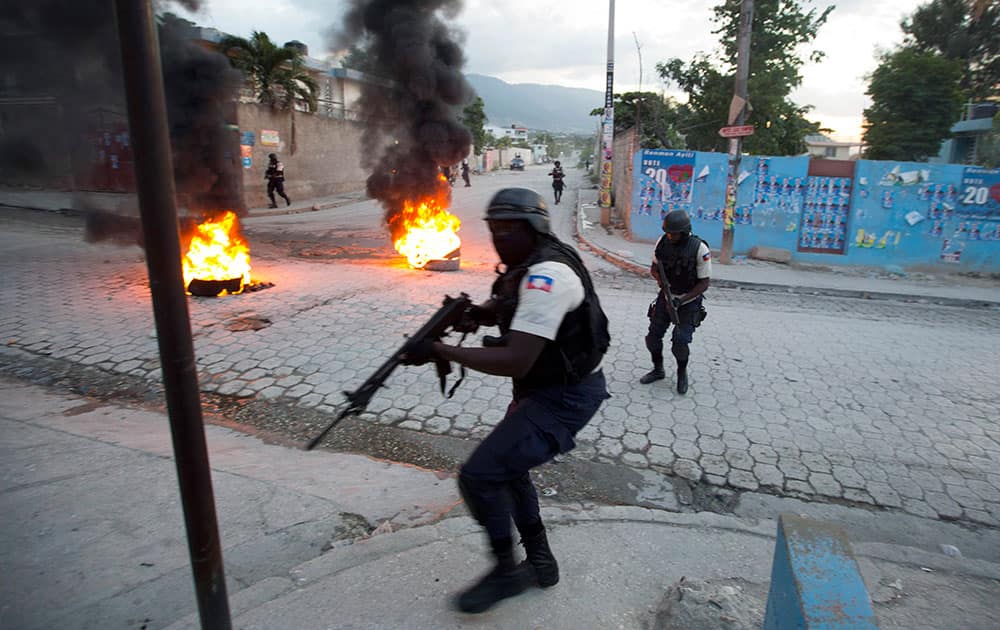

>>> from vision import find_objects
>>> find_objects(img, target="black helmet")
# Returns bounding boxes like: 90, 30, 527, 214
662, 210, 691, 234
554, 160, 561, 166
485, 188, 550, 234
268, 153, 277, 160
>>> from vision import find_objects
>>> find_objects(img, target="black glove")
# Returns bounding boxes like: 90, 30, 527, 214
453, 305, 490, 333
401, 338, 437, 366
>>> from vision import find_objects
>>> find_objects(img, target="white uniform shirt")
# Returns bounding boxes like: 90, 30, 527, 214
652, 236, 713, 280
509, 260, 584, 340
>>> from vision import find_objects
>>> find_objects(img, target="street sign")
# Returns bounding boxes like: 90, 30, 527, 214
719, 125, 755, 138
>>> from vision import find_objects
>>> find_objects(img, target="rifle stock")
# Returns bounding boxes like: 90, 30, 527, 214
304, 293, 472, 450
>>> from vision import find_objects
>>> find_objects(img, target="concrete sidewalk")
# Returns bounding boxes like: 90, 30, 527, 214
3, 377, 998, 629
574, 188, 1000, 307
0, 187, 366, 219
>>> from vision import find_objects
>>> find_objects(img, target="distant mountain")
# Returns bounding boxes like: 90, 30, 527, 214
465, 74, 603, 134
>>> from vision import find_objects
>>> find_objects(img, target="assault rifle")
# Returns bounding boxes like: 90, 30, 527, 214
304, 293, 473, 450
654, 257, 682, 326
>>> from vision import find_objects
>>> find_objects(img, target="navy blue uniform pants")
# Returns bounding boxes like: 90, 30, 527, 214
459, 370, 609, 543
645, 293, 703, 365
267, 179, 289, 205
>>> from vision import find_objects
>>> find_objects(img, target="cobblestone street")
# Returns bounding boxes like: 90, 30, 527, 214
2, 188, 998, 530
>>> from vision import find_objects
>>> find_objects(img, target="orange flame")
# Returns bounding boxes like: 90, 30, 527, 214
391, 175, 461, 268
182, 211, 251, 293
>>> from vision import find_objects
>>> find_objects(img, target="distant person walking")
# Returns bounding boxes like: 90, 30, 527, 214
461, 160, 471, 187
548, 161, 565, 205
265, 153, 290, 208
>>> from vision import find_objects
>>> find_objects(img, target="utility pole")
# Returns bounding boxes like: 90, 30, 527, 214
113, 2, 232, 628
633, 32, 643, 144
598, 0, 615, 225
720, 0, 753, 264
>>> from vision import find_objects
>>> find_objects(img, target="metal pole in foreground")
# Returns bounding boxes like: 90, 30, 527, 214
598, 0, 615, 226
720, 0, 754, 264
112, 2, 232, 628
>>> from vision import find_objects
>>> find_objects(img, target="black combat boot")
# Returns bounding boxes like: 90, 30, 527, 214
455, 538, 532, 614
519, 526, 559, 587
676, 361, 689, 394
640, 363, 665, 385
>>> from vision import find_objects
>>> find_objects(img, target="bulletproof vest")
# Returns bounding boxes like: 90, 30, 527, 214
654, 233, 704, 294
490, 236, 610, 390
267, 163, 284, 180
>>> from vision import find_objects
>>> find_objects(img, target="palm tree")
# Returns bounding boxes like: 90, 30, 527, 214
219, 31, 319, 154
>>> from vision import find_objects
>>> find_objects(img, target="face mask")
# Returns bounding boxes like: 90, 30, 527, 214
489, 220, 534, 266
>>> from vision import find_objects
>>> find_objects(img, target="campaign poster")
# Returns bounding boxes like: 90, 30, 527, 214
636, 150, 696, 219
260, 129, 280, 147
959, 167, 1000, 219
797, 175, 853, 254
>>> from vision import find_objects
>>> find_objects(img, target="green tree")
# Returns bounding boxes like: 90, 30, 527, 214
219, 31, 319, 111
657, 0, 832, 155
220, 31, 319, 156
462, 96, 488, 154
531, 132, 562, 160
902, 0, 999, 100
591, 91, 684, 149
862, 48, 965, 161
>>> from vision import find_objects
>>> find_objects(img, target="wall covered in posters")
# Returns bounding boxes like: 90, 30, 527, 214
848, 162, 999, 269
631, 149, 728, 239
629, 149, 1000, 272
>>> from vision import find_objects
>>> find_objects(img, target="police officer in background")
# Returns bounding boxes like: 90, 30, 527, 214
265, 153, 291, 208
548, 160, 565, 204
461, 160, 471, 187
640, 210, 710, 394
403, 188, 611, 614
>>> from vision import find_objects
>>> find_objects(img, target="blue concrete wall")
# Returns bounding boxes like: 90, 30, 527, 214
631, 149, 729, 246
631, 150, 1000, 272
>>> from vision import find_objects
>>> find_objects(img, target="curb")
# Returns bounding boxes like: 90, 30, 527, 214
1, 192, 368, 221
572, 195, 1000, 310
245, 192, 367, 218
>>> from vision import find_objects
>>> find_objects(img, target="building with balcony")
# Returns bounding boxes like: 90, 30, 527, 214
935, 101, 998, 165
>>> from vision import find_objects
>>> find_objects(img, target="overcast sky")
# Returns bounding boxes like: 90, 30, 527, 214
173, 0, 927, 142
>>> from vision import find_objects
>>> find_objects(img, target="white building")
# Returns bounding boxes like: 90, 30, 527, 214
804, 134, 861, 160
485, 124, 529, 143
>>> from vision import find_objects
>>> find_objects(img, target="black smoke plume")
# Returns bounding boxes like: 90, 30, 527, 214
1, 0, 245, 249
158, 13, 246, 215
334, 0, 473, 240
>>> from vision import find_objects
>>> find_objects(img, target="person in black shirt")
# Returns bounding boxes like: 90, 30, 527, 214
265, 153, 290, 208
548, 161, 565, 204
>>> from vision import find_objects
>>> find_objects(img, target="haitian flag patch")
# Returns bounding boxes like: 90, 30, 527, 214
526, 275, 554, 292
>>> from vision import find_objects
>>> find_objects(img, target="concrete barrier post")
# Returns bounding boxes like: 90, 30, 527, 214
764, 513, 879, 629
